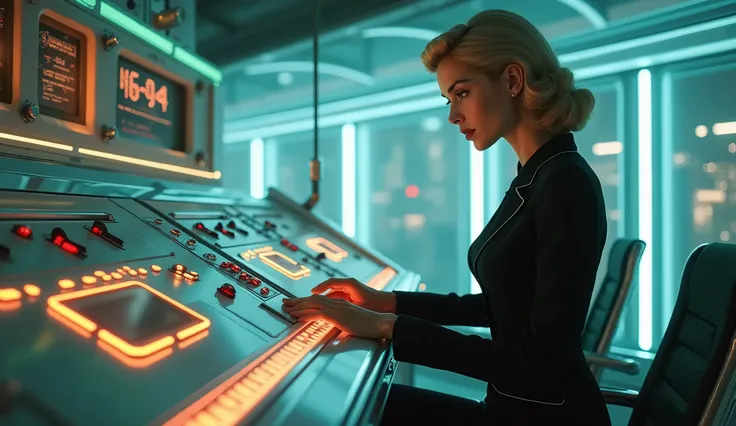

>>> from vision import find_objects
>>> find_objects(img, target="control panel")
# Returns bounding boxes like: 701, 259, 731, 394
0, 190, 349, 425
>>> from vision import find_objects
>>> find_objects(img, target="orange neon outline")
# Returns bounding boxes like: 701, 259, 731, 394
47, 281, 211, 358
305, 237, 349, 263
258, 250, 310, 280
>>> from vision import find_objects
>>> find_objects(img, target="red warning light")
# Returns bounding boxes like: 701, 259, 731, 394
13, 224, 32, 238
405, 185, 420, 199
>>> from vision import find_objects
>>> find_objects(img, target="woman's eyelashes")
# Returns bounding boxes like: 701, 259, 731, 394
445, 90, 469, 105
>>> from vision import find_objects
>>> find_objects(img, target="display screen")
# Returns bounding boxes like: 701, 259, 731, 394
117, 56, 185, 151
63, 284, 200, 346
0, 0, 13, 104
38, 19, 83, 123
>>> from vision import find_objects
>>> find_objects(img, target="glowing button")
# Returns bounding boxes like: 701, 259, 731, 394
23, 284, 41, 297
94, 270, 106, 277
111, 272, 123, 280
123, 266, 132, 271
102, 275, 112, 282
151, 265, 162, 273
82, 276, 98, 285
58, 279, 75, 289
128, 270, 138, 276
117, 269, 126, 275
138, 268, 148, 275
0, 288, 22, 301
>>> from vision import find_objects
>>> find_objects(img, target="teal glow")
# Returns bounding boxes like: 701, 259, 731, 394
173, 47, 223, 85
341, 124, 356, 238
99, 2, 174, 54
76, 0, 96, 9
661, 72, 674, 336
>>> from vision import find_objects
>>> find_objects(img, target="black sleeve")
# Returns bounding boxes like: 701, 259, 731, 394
392, 291, 488, 326
391, 167, 604, 397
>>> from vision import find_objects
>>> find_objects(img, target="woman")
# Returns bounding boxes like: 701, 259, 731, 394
282, 9, 610, 426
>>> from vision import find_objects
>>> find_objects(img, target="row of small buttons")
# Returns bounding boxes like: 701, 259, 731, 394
220, 261, 271, 297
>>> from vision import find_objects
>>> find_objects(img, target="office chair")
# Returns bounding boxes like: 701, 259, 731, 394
601, 242, 736, 425
584, 238, 646, 380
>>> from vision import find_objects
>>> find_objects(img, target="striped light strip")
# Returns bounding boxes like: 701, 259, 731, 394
77, 148, 221, 180
165, 267, 397, 425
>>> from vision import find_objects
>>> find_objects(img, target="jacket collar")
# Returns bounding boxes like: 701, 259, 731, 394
514, 132, 578, 187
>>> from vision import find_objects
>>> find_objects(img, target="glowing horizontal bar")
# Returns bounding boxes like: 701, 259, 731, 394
173, 47, 222, 85
0, 132, 74, 152
100, 2, 174, 54
713, 121, 736, 136
76, 0, 96, 8
592, 141, 623, 156
696, 189, 726, 203
77, 148, 221, 179
558, 14, 736, 63
361, 26, 439, 41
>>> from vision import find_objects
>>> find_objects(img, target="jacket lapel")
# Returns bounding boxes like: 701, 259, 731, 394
471, 133, 579, 275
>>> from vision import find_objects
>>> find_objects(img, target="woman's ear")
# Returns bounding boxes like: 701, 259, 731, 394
504, 64, 524, 97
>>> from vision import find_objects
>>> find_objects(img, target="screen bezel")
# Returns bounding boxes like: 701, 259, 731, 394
37, 15, 86, 124
113, 49, 194, 157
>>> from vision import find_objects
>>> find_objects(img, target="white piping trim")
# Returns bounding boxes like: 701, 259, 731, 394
472, 151, 579, 273
491, 383, 566, 406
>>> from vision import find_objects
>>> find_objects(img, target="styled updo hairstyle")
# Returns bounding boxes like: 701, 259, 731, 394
421, 10, 595, 133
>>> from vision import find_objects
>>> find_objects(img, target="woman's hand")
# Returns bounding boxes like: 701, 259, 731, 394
308, 277, 396, 313
282, 294, 397, 339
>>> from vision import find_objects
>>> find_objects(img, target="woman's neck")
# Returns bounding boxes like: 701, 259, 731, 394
504, 124, 556, 166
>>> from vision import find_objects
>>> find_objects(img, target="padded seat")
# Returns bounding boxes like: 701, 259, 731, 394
584, 239, 645, 379
601, 242, 736, 425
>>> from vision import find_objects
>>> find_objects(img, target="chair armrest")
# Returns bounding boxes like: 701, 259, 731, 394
585, 351, 641, 375
600, 386, 639, 407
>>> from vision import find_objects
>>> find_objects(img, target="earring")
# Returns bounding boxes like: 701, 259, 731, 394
511, 92, 517, 98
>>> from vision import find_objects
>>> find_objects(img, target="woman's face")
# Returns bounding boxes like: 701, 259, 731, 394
436, 56, 521, 151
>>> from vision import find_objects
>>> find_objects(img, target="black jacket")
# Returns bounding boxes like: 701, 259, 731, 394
391, 133, 612, 425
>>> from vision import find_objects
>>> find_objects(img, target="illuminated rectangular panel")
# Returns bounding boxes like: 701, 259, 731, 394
47, 281, 210, 361
305, 237, 348, 263
256, 250, 310, 280
77, 148, 221, 180
250, 138, 265, 199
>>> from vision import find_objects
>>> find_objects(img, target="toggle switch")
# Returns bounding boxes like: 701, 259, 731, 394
217, 283, 236, 299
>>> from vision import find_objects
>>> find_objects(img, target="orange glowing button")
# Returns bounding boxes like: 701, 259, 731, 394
58, 279, 75, 290
102, 275, 112, 282
305, 237, 349, 263
47, 281, 210, 360
111, 272, 123, 280
138, 268, 148, 275
123, 266, 132, 271
117, 268, 126, 275
128, 270, 138, 277
0, 288, 22, 302
23, 284, 41, 297
82, 276, 97, 285
151, 265, 162, 273
257, 250, 310, 280
94, 270, 106, 277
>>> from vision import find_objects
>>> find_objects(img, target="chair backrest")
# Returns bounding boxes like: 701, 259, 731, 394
629, 243, 736, 426
582, 239, 646, 356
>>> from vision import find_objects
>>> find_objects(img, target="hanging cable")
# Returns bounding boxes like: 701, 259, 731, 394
303, 0, 321, 210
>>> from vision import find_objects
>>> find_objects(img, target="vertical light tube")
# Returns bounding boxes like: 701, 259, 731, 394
356, 125, 372, 245
469, 146, 485, 294
264, 138, 279, 189
661, 72, 674, 333
637, 69, 653, 351
342, 124, 356, 238
250, 138, 265, 199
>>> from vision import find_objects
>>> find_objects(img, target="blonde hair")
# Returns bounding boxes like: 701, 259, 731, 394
421, 10, 594, 133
